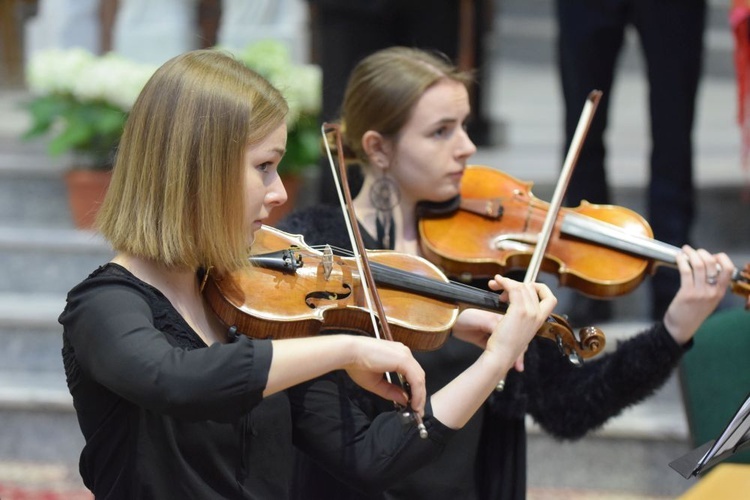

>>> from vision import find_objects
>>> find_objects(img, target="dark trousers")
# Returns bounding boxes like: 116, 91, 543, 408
313, 0, 460, 123
556, 0, 706, 318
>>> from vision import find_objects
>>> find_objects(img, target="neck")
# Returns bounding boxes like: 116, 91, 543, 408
112, 254, 198, 295
353, 173, 418, 252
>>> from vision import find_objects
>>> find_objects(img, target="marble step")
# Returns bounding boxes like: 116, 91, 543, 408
527, 431, 697, 498
0, 226, 113, 294
0, 292, 70, 412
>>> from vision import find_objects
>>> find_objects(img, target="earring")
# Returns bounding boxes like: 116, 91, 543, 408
369, 174, 400, 250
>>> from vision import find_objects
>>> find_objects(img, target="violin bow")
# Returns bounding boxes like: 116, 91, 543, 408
524, 90, 603, 284
321, 123, 429, 439
492, 90, 603, 389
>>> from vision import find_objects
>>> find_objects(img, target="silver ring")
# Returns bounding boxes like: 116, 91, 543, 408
706, 275, 718, 286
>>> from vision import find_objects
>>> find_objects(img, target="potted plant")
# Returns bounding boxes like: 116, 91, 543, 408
23, 43, 320, 228
22, 48, 156, 229
233, 40, 322, 223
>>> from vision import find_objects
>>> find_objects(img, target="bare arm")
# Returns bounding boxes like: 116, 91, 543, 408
430, 277, 556, 428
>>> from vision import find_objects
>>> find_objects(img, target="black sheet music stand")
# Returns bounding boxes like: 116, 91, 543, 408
670, 391, 750, 478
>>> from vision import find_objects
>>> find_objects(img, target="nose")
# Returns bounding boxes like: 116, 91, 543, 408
267, 174, 288, 208
457, 128, 477, 160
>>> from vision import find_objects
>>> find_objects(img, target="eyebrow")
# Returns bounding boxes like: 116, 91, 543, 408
430, 117, 459, 128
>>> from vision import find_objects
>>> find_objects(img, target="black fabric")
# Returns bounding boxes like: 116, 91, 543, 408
61, 262, 456, 499
60, 263, 288, 499
278, 204, 691, 499
289, 366, 456, 498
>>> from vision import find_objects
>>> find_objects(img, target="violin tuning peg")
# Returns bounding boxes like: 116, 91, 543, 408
568, 351, 583, 367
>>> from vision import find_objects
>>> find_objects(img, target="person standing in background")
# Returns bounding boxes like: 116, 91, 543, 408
556, 0, 707, 322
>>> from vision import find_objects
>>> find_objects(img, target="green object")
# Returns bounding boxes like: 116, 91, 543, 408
679, 307, 750, 464
22, 93, 124, 169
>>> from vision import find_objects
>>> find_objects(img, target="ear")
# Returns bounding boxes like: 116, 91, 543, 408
361, 130, 392, 171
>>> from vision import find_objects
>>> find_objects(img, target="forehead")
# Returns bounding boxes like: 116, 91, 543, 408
407, 79, 470, 127
246, 123, 287, 155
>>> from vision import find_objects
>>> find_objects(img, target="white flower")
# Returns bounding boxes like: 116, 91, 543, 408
237, 39, 292, 82
26, 48, 157, 111
72, 53, 157, 110
287, 64, 322, 115
230, 40, 322, 128
26, 47, 96, 95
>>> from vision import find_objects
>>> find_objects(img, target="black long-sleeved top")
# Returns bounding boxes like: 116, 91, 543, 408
60, 263, 455, 499
279, 204, 689, 500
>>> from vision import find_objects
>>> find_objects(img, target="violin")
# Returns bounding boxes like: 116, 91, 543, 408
419, 166, 750, 299
203, 225, 606, 364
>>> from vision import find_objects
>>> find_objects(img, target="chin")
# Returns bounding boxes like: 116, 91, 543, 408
435, 185, 460, 202
247, 224, 260, 244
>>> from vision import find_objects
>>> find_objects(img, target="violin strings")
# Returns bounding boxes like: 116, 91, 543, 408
306, 245, 505, 310
302, 244, 563, 330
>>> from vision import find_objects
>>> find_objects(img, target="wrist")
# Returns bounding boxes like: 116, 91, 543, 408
477, 349, 512, 387
333, 334, 360, 368
663, 316, 691, 346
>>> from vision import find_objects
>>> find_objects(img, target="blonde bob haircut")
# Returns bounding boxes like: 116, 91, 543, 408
97, 49, 288, 273
340, 46, 473, 163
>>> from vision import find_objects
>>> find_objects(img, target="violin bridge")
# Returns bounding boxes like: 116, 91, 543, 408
322, 245, 333, 280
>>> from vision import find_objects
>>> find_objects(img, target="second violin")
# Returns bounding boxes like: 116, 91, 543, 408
419, 166, 750, 299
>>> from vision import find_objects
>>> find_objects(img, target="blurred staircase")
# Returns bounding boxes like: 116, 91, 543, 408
0, 89, 110, 489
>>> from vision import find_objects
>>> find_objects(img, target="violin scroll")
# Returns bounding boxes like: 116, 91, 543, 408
730, 263, 750, 300
537, 313, 606, 366
578, 325, 606, 354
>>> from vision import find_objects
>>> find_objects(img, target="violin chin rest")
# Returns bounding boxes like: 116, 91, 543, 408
415, 195, 461, 218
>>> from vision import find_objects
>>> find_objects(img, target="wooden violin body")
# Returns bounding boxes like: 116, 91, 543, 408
420, 166, 750, 300
204, 225, 605, 361
204, 226, 457, 351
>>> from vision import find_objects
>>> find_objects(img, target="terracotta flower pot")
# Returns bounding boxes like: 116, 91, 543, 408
64, 169, 113, 230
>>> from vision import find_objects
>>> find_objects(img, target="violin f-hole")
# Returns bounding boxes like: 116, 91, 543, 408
305, 284, 353, 308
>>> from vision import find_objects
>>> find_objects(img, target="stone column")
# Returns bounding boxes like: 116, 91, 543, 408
217, 0, 309, 62
111, 0, 199, 65
24, 0, 100, 60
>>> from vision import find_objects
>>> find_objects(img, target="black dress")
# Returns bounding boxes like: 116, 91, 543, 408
279, 204, 689, 500
60, 263, 288, 499
61, 263, 455, 499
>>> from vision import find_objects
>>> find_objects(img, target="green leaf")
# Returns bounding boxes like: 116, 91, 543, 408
21, 94, 70, 139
